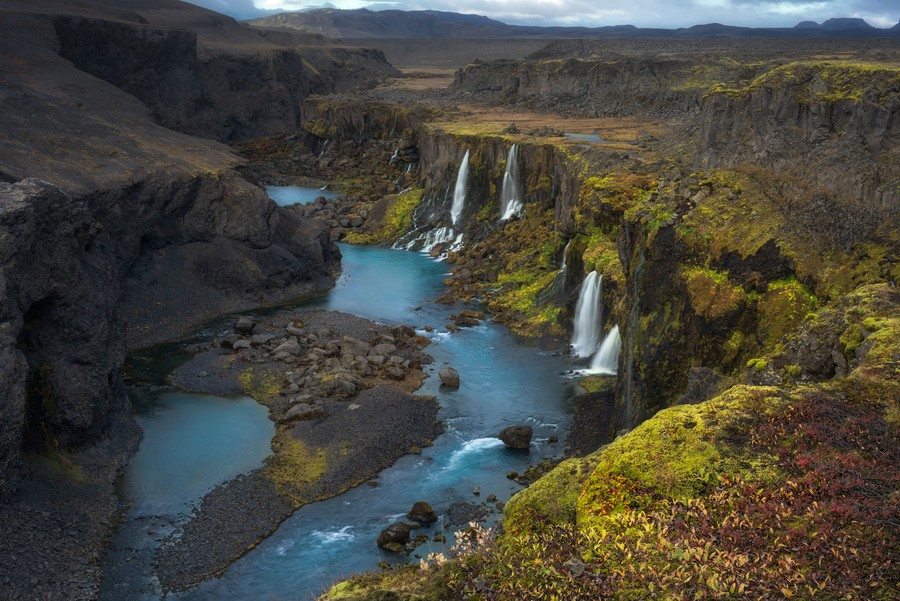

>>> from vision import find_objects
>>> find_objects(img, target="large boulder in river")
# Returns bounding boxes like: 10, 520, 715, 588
376, 522, 411, 551
498, 425, 533, 449
439, 367, 460, 388
235, 316, 255, 334
406, 501, 437, 524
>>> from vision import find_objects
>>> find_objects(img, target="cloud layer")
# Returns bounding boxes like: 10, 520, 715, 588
189, 0, 899, 29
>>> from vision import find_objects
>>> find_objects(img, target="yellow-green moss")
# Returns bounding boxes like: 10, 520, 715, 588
343, 188, 423, 245
756, 277, 818, 349
504, 454, 603, 535
238, 367, 283, 406
264, 434, 328, 501
682, 266, 746, 320
579, 386, 784, 518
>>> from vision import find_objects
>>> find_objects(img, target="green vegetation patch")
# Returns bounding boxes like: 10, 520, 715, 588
238, 366, 283, 407
343, 188, 424, 245
682, 266, 746, 320
756, 277, 818, 349
264, 433, 328, 502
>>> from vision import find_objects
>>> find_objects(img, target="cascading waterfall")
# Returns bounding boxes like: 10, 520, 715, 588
500, 144, 523, 221
571, 271, 603, 357
589, 325, 621, 375
450, 150, 469, 226
560, 239, 571, 271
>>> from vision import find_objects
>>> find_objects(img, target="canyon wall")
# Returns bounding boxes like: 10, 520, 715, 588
0, 1, 358, 495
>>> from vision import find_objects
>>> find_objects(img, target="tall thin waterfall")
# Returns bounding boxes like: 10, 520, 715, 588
500, 144, 523, 221
450, 151, 469, 226
589, 325, 621, 375
571, 271, 603, 357
560, 239, 571, 271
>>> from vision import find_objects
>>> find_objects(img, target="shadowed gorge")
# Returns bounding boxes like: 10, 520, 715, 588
0, 2, 898, 600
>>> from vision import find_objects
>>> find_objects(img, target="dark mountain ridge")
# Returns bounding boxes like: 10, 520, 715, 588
249, 7, 900, 39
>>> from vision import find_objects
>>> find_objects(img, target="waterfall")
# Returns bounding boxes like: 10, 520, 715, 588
500, 144, 523, 221
389, 147, 399, 164
589, 325, 621, 375
571, 271, 603, 357
560, 239, 571, 271
450, 150, 469, 226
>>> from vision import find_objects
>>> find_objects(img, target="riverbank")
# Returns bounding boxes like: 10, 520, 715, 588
133, 308, 443, 592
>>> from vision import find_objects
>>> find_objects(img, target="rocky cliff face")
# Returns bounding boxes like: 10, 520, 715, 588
698, 62, 900, 220
0, 1, 341, 497
52, 15, 396, 142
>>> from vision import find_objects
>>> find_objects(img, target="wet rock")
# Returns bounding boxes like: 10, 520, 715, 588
219, 334, 238, 349
564, 557, 588, 578
377, 522, 411, 549
392, 325, 415, 339
454, 316, 480, 327
235, 316, 254, 335
406, 502, 437, 524
446, 502, 489, 526
439, 367, 460, 388
232, 339, 251, 351
459, 310, 485, 320
498, 425, 532, 449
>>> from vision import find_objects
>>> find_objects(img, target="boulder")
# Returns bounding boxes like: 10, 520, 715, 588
392, 325, 415, 339
250, 334, 274, 346
498, 425, 532, 449
406, 501, 438, 524
376, 522, 411, 549
454, 316, 480, 327
372, 342, 397, 356
274, 338, 302, 356
341, 336, 371, 358
232, 339, 251, 351
439, 367, 460, 388
235, 316, 254, 334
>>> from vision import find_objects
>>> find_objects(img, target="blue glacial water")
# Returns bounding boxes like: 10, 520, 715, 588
102, 243, 578, 601
266, 185, 342, 206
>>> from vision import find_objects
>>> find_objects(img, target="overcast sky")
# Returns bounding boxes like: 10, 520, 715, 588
189, 0, 899, 29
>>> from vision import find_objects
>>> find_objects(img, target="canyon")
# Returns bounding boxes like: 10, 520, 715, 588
0, 1, 897, 600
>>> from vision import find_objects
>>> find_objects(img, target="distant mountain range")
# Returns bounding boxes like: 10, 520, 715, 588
248, 8, 900, 39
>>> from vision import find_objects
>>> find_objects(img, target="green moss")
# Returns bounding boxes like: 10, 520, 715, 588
579, 375, 616, 394
756, 277, 818, 349
682, 266, 746, 320
344, 188, 424, 245
264, 434, 329, 501
238, 367, 283, 406
504, 454, 602, 535
579, 386, 783, 518
784, 365, 802, 378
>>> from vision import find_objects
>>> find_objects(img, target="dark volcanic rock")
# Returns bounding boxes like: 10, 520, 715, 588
407, 501, 438, 524
439, 366, 460, 388
498, 425, 533, 449
377, 522, 412, 549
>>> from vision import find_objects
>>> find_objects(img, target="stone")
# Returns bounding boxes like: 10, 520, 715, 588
439, 367, 460, 388
286, 325, 305, 337
232, 339, 251, 351
386, 367, 405, 380
377, 522, 411, 549
235, 316, 254, 334
250, 334, 274, 346
219, 334, 238, 349
280, 403, 315, 422
498, 425, 532, 449
459, 310, 485, 320
342, 336, 371, 358
564, 557, 588, 578
372, 343, 397, 356
274, 339, 302, 357
454, 316, 480, 327
406, 502, 437, 524
392, 325, 415, 339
